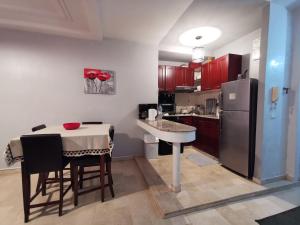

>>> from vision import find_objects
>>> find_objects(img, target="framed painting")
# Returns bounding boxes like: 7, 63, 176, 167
84, 68, 116, 94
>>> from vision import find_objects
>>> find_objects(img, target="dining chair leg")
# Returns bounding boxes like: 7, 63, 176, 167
70, 165, 74, 191
59, 170, 63, 216
106, 159, 115, 198
72, 164, 78, 206
21, 164, 30, 223
100, 155, 105, 202
79, 166, 84, 189
55, 171, 59, 179
36, 173, 42, 193
106, 160, 113, 185
42, 172, 49, 196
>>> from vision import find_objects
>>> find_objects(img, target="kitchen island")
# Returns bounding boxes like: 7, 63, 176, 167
137, 119, 196, 192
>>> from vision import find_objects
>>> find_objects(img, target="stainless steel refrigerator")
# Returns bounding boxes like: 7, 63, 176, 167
219, 79, 258, 179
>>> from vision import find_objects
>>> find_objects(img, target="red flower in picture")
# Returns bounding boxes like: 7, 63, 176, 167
84, 69, 102, 80
97, 72, 111, 81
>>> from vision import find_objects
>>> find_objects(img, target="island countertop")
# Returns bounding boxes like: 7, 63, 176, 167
138, 119, 196, 132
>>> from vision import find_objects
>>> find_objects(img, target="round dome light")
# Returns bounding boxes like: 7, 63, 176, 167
179, 26, 222, 47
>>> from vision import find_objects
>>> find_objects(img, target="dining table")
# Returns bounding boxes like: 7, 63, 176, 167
4, 124, 113, 166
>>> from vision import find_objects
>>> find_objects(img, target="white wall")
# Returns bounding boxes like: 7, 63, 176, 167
286, 6, 300, 180
0, 28, 158, 169
213, 29, 261, 79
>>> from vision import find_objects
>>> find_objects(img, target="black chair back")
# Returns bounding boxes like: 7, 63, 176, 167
20, 134, 64, 174
82, 122, 103, 125
109, 126, 114, 141
32, 124, 46, 132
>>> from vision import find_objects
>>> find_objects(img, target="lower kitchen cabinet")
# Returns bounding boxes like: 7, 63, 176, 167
193, 117, 220, 158
179, 116, 220, 158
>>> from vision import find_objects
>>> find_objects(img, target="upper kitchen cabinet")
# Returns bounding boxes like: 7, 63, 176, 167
158, 65, 165, 91
201, 54, 242, 91
217, 54, 242, 84
158, 65, 176, 92
159, 65, 194, 92
176, 67, 194, 87
185, 67, 194, 86
175, 67, 185, 87
165, 66, 176, 92
201, 62, 213, 91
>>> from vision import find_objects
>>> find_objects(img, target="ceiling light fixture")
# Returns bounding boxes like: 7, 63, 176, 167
192, 47, 205, 63
179, 26, 222, 47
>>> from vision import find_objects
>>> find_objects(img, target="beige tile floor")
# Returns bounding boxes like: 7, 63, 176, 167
135, 147, 294, 218
0, 159, 300, 225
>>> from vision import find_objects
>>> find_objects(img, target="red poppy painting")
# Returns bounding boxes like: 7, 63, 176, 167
84, 68, 116, 94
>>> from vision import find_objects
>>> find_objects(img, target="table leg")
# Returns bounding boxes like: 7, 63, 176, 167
171, 142, 181, 192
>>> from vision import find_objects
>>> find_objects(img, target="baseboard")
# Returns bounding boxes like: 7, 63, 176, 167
112, 155, 138, 161
253, 175, 287, 185
0, 167, 20, 175
286, 174, 295, 182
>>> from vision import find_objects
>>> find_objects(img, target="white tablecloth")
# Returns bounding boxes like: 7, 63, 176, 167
5, 124, 113, 166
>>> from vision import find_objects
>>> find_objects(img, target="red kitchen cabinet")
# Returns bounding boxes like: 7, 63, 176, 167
210, 60, 219, 89
201, 62, 213, 91
158, 65, 195, 91
175, 67, 185, 87
165, 66, 176, 92
201, 54, 241, 91
219, 54, 242, 82
158, 65, 176, 92
179, 116, 193, 126
185, 67, 194, 86
192, 117, 220, 158
175, 67, 194, 87
158, 65, 165, 91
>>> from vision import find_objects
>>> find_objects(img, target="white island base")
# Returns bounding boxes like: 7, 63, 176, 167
137, 119, 196, 192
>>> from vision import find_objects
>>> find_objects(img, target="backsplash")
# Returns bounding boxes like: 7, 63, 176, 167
175, 90, 220, 114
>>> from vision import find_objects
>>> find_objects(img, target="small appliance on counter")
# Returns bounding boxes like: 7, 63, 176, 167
148, 109, 157, 121
138, 104, 158, 119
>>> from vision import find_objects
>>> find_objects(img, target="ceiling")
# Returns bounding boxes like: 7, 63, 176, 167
0, 0, 104, 40
99, 0, 193, 45
0, 0, 193, 45
159, 0, 267, 61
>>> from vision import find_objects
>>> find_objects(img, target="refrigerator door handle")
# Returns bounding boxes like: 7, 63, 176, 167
220, 92, 224, 110
220, 111, 223, 135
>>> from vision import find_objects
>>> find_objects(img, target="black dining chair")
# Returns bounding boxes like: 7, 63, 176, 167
32, 124, 59, 195
20, 134, 72, 222
71, 124, 114, 204
78, 121, 104, 187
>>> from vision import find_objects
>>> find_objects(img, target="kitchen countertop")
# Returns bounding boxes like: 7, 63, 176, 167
163, 113, 220, 120
138, 119, 196, 133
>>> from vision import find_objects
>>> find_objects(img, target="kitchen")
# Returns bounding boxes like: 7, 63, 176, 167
136, 0, 295, 217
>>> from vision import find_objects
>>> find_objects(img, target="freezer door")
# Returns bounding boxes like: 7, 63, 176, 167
219, 111, 249, 177
221, 79, 250, 111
